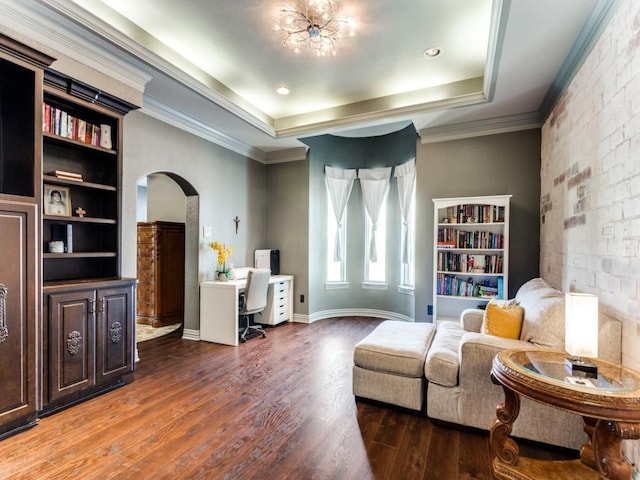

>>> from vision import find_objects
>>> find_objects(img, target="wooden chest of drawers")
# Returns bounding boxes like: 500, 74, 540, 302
136, 221, 185, 327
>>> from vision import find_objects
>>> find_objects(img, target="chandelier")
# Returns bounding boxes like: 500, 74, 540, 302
275, 0, 356, 57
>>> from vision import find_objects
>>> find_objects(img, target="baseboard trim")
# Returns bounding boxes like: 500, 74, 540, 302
308, 309, 414, 323
182, 328, 200, 341
292, 314, 310, 324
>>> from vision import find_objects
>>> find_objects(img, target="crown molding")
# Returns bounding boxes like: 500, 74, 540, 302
482, 0, 508, 103
0, 0, 150, 93
141, 97, 267, 163
539, 0, 621, 119
37, 0, 277, 138
275, 79, 487, 138
418, 112, 543, 144
266, 147, 308, 165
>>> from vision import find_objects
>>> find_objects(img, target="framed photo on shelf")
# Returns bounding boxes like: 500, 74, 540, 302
44, 185, 71, 216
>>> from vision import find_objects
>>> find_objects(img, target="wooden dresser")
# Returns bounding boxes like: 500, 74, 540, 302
136, 221, 185, 328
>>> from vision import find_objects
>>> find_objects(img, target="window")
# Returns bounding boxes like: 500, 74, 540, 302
364, 201, 386, 283
327, 194, 346, 283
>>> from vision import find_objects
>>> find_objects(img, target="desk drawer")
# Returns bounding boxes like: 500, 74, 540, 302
260, 280, 291, 325
273, 280, 289, 297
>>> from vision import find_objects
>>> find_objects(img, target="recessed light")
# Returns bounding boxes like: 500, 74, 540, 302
276, 86, 290, 95
423, 47, 441, 58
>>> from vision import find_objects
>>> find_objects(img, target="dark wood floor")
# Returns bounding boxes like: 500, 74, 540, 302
1, 317, 575, 479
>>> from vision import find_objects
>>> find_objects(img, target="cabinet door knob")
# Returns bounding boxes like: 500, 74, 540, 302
0, 284, 8, 344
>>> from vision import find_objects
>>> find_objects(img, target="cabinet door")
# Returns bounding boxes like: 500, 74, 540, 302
96, 285, 134, 382
0, 203, 37, 436
49, 290, 96, 402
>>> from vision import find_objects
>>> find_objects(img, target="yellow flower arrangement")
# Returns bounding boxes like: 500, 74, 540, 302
209, 241, 233, 273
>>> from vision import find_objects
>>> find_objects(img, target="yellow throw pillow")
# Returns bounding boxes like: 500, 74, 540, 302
482, 299, 524, 339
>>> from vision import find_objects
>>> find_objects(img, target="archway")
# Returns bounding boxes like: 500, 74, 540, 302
135, 171, 200, 342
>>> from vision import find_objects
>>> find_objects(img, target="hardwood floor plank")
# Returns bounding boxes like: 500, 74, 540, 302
424, 422, 460, 480
457, 428, 492, 480
0, 318, 576, 479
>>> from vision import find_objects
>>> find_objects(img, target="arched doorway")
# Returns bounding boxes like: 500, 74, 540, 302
135, 172, 200, 346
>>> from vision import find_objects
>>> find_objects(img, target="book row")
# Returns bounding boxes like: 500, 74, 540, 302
437, 228, 504, 249
436, 273, 504, 298
437, 252, 504, 274
440, 203, 505, 224
43, 103, 106, 148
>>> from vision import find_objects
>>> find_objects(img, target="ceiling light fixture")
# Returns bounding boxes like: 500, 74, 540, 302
423, 47, 442, 58
276, 86, 290, 95
275, 0, 356, 57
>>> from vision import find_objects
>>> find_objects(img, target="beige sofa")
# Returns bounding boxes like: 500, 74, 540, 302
425, 278, 622, 450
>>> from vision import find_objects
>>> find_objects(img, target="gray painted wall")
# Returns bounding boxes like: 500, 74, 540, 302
121, 111, 267, 331
415, 129, 541, 323
266, 159, 310, 316
302, 125, 417, 319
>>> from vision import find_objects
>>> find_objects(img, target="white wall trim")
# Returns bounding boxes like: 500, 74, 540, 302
266, 147, 308, 164
38, 0, 276, 136
292, 314, 310, 324
141, 98, 267, 163
182, 329, 200, 341
308, 309, 414, 323
361, 282, 388, 290
0, 0, 150, 94
325, 282, 350, 290
418, 112, 542, 144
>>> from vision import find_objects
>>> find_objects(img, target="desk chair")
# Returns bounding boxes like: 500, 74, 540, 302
238, 268, 271, 343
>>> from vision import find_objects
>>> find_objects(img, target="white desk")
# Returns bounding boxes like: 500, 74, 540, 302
200, 274, 294, 346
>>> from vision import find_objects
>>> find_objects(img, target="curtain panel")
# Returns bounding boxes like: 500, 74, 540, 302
394, 159, 416, 264
325, 166, 357, 262
358, 167, 392, 262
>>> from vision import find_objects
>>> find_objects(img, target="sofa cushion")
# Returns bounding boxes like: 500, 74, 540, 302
516, 278, 565, 349
482, 298, 524, 339
353, 320, 436, 378
425, 322, 466, 387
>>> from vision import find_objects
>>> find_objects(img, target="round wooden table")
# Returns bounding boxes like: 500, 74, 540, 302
490, 349, 640, 480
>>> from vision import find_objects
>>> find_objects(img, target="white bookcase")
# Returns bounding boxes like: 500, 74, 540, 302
432, 195, 511, 322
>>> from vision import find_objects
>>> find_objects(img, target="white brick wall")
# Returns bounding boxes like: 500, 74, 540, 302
541, 0, 640, 464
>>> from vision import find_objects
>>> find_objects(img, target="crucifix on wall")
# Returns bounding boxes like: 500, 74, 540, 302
233, 216, 240, 234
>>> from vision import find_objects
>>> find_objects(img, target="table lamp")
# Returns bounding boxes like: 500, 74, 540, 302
564, 292, 599, 377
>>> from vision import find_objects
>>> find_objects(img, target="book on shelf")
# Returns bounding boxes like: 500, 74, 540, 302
43, 102, 106, 149
47, 170, 83, 182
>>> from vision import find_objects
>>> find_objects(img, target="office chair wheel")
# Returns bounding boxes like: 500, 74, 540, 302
261, 332, 266, 338
240, 337, 246, 343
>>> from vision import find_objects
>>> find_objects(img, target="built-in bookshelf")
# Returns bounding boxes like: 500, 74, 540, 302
432, 195, 511, 322
41, 86, 120, 284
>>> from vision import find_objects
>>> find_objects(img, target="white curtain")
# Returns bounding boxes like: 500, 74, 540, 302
325, 166, 356, 262
395, 159, 415, 264
359, 167, 392, 262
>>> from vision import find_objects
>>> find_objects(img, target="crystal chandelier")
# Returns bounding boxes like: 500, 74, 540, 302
275, 0, 356, 57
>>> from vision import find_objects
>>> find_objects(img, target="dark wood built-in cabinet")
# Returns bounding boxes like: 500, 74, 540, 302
0, 35, 53, 440
137, 221, 185, 327
0, 33, 138, 438
44, 280, 135, 412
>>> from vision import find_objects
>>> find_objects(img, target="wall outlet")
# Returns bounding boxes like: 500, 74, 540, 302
427, 305, 433, 316
300, 294, 304, 303
203, 226, 211, 239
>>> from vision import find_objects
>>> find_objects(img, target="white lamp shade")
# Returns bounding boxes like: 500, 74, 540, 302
565, 292, 599, 358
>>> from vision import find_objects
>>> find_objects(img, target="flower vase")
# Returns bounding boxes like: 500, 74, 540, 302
218, 272, 228, 282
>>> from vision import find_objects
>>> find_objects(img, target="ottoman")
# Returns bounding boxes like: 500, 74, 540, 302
353, 320, 436, 410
